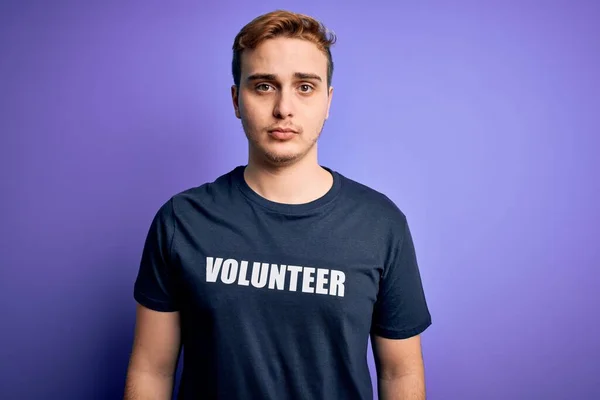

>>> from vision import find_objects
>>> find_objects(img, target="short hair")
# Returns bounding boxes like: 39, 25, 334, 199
232, 10, 336, 88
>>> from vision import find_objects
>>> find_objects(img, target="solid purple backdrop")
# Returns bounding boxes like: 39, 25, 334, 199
1, 1, 598, 399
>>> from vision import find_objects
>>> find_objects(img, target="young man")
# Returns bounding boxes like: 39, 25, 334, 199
124, 10, 432, 400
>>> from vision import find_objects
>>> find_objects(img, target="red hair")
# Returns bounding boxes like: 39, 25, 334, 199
232, 10, 336, 87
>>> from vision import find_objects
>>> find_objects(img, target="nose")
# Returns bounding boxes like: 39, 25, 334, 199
273, 90, 294, 119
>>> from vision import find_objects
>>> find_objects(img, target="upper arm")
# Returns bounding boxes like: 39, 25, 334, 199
371, 333, 424, 379
370, 212, 431, 378
371, 213, 431, 339
129, 198, 182, 375
128, 303, 181, 377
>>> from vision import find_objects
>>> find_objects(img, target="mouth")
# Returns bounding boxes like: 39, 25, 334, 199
269, 127, 297, 133
268, 128, 297, 140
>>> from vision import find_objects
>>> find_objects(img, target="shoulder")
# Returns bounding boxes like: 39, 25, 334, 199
336, 170, 409, 226
154, 166, 242, 218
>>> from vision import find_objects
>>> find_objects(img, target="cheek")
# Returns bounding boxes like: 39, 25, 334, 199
240, 108, 269, 138
239, 100, 256, 123
240, 96, 267, 124
305, 102, 329, 126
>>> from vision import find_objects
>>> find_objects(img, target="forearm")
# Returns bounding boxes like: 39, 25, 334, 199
123, 369, 175, 400
378, 373, 426, 400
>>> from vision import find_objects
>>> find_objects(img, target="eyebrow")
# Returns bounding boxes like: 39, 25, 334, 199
246, 72, 323, 82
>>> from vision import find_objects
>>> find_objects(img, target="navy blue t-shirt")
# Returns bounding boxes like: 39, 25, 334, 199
134, 165, 432, 400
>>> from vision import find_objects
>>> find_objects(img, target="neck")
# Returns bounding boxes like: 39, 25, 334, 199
244, 152, 333, 205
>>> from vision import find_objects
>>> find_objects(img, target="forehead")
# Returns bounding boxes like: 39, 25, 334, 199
241, 37, 328, 79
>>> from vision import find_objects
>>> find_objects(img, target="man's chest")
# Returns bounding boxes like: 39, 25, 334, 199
171, 221, 386, 326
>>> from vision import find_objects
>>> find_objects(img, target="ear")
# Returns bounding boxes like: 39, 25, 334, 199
231, 85, 241, 119
325, 86, 334, 120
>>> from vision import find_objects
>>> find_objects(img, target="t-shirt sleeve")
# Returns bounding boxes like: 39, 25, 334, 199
133, 198, 179, 312
371, 214, 432, 339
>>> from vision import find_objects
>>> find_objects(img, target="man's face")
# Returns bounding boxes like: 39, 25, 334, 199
232, 37, 333, 166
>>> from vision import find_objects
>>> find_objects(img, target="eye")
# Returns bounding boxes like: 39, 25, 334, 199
299, 84, 314, 93
256, 83, 273, 92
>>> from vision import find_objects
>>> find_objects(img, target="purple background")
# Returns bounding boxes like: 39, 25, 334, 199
1, 1, 599, 399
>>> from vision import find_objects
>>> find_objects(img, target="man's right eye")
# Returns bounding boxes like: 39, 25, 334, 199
256, 84, 272, 92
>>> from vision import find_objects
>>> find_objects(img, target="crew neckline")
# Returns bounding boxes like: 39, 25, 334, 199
232, 165, 342, 215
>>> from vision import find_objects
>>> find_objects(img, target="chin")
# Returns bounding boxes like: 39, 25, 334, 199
248, 135, 316, 166
262, 151, 304, 165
